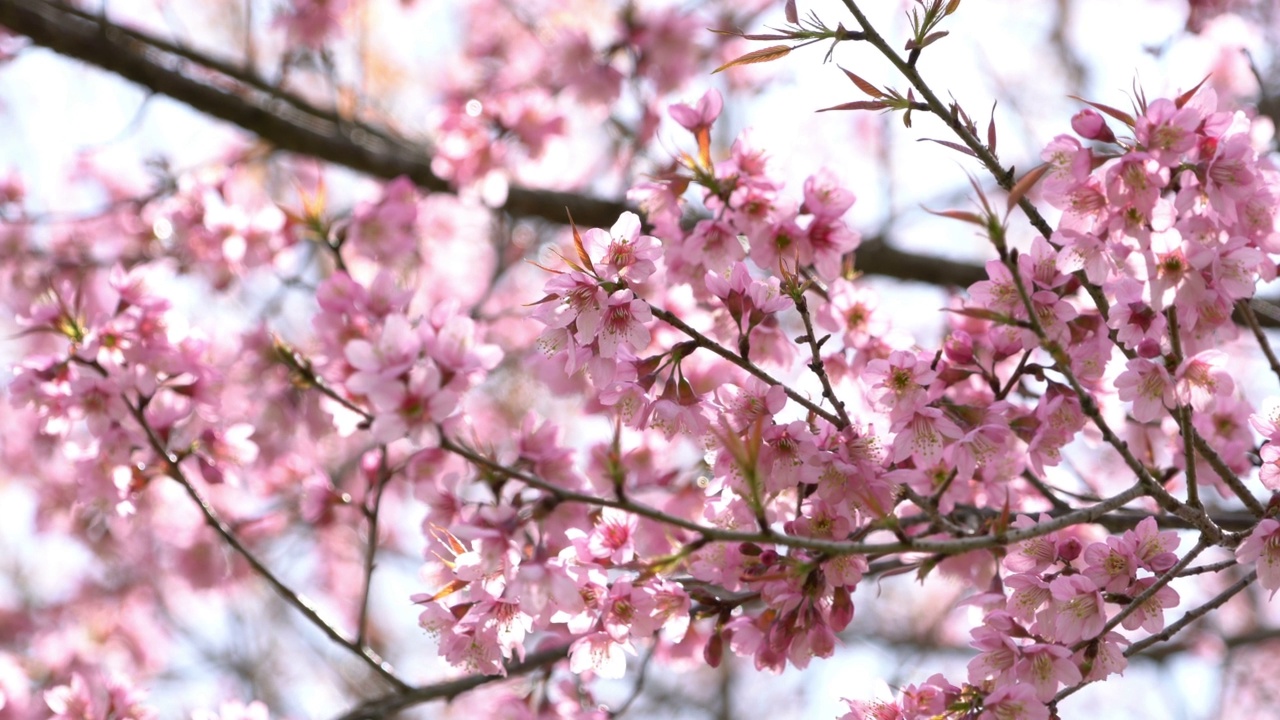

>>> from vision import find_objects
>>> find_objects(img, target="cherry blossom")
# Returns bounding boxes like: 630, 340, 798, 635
8, 2, 1280, 718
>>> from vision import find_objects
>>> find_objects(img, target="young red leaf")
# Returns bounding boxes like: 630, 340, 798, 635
905, 30, 949, 51
429, 523, 468, 556
923, 207, 987, 226
421, 579, 470, 604
1006, 162, 1051, 213
840, 66, 887, 99
987, 100, 998, 154
712, 45, 792, 74
944, 307, 1018, 325
709, 28, 794, 42
920, 137, 978, 158
548, 248, 585, 274
1068, 95, 1136, 127
696, 127, 713, 169
965, 172, 994, 215
564, 209, 596, 275
522, 292, 563, 307
816, 100, 892, 113
1174, 73, 1212, 109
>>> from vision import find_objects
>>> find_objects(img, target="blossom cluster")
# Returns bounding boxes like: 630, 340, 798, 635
7, 0, 1280, 717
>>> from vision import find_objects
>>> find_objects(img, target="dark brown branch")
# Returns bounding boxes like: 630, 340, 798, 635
0, 0, 998, 296
120, 395, 411, 692
6, 0, 1280, 328
330, 644, 570, 720
0, 0, 626, 229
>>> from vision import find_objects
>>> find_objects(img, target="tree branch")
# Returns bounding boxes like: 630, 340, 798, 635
9, 0, 1280, 328
330, 644, 570, 720
0, 0, 625, 228
119, 394, 411, 692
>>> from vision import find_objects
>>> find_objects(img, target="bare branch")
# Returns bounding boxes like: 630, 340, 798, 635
330, 645, 570, 720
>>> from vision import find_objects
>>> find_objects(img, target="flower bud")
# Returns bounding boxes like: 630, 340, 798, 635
1136, 337, 1163, 359
829, 585, 854, 632
704, 631, 724, 668
1057, 536, 1083, 563
1071, 109, 1116, 143
944, 331, 975, 365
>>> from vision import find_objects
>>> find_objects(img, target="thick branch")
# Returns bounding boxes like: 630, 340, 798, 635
0, 0, 626, 228
9, 0, 1280, 326
0, 0, 1004, 297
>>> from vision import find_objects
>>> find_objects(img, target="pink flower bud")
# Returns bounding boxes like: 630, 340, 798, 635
1071, 109, 1116, 142
944, 331, 975, 365
704, 631, 724, 668
1136, 337, 1163, 359
1057, 537, 1082, 563
829, 585, 854, 632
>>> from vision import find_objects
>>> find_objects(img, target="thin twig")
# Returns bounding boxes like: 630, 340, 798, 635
440, 432, 1150, 557
1052, 569, 1257, 707
121, 396, 409, 691
649, 305, 843, 427
330, 644, 571, 720
1077, 538, 1209, 650
1177, 558, 1239, 577
1167, 309, 1200, 510
1125, 569, 1257, 657
610, 646, 657, 718
792, 289, 851, 427
356, 446, 392, 647
1241, 299, 1280, 385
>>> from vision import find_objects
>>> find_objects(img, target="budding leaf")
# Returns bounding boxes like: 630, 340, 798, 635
422, 578, 469, 603
429, 523, 468, 556
816, 100, 893, 113
1007, 163, 1051, 213
944, 307, 1019, 326
713, 45, 792, 74
710, 28, 792, 41
920, 138, 977, 158
987, 101, 998, 155
565, 209, 596, 275
840, 67, 887, 99
905, 30, 949, 51
1174, 73, 1212, 109
923, 207, 986, 226
704, 631, 724, 668
1067, 95, 1136, 128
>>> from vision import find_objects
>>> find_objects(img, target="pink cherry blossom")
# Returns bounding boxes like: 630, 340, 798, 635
1014, 642, 1082, 702
593, 289, 652, 358
568, 631, 634, 679
1049, 575, 1105, 644
980, 684, 1050, 720
1082, 535, 1138, 594
1129, 516, 1181, 573
1115, 357, 1175, 423
668, 88, 723, 132
586, 211, 662, 283
1174, 349, 1233, 411
1237, 518, 1280, 598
